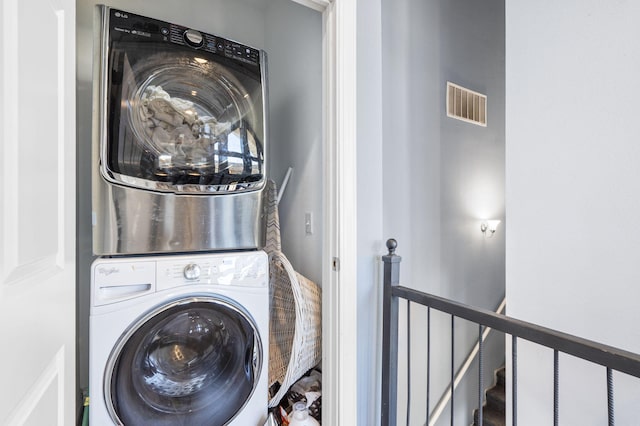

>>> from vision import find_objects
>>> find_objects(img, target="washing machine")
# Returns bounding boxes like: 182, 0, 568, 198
92, 6, 269, 255
89, 250, 269, 425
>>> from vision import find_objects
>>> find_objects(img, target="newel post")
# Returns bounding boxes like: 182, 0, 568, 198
381, 239, 401, 426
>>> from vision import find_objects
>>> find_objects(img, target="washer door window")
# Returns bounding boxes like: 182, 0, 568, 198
106, 298, 263, 426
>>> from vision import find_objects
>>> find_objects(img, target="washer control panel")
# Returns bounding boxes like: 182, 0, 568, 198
183, 263, 201, 280
92, 251, 268, 306
156, 251, 268, 291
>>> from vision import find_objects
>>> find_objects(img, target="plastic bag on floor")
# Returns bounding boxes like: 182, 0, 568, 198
287, 369, 322, 423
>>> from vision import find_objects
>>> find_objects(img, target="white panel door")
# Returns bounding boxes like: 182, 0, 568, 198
0, 0, 76, 424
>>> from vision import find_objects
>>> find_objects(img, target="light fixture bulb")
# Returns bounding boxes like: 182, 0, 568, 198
481, 220, 501, 237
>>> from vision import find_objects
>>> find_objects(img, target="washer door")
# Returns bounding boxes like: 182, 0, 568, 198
105, 297, 263, 426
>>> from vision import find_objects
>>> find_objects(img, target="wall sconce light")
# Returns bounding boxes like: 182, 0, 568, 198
480, 220, 501, 237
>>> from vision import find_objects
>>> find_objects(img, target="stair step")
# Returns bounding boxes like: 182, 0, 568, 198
473, 407, 505, 426
472, 366, 506, 426
495, 366, 505, 387
485, 384, 505, 413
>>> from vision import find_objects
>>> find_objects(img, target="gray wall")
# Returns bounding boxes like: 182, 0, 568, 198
356, 0, 385, 424
381, 0, 505, 423
506, 2, 640, 424
76, 0, 321, 393
264, 0, 323, 286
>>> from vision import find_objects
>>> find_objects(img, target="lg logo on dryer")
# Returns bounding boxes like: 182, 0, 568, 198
114, 12, 129, 19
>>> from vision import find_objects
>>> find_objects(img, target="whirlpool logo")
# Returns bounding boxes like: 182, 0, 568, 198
97, 266, 119, 276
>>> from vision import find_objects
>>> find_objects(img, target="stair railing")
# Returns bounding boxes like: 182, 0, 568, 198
427, 297, 505, 426
381, 238, 640, 426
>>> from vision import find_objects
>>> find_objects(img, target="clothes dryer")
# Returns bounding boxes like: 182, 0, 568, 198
89, 250, 269, 425
93, 6, 268, 255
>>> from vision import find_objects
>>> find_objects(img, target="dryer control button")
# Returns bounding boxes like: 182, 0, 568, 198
184, 29, 204, 48
183, 263, 201, 280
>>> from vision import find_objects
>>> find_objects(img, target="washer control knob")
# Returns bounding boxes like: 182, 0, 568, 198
183, 263, 201, 280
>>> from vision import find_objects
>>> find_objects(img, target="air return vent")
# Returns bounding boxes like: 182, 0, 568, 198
446, 82, 487, 126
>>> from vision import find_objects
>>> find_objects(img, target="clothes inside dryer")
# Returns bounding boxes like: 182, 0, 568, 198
107, 44, 264, 192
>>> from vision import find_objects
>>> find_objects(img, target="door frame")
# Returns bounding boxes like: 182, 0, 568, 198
291, 0, 358, 424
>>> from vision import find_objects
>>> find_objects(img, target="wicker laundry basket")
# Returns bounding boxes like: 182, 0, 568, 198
265, 181, 322, 408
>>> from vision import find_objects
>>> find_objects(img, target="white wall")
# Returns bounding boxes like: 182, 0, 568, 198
506, 2, 640, 424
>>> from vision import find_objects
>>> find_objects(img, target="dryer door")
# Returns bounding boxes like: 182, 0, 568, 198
105, 297, 263, 426
101, 8, 265, 194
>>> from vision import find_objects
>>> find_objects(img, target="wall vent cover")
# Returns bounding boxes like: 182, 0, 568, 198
446, 82, 487, 126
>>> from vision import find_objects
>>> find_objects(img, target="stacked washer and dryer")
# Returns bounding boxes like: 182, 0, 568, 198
90, 6, 270, 425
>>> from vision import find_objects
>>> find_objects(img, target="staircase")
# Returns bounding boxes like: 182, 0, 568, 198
472, 366, 505, 426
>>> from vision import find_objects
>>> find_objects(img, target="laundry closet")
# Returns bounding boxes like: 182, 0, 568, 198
76, 0, 323, 423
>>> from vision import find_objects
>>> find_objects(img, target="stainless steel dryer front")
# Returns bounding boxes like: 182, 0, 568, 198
93, 6, 268, 255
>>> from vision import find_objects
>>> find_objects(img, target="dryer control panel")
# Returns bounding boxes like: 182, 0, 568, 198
109, 8, 261, 67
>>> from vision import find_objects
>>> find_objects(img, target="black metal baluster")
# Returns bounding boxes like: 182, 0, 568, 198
607, 368, 614, 426
381, 239, 401, 426
407, 301, 411, 426
512, 336, 518, 426
554, 350, 559, 426
451, 315, 455, 426
426, 307, 431, 426
478, 325, 485, 426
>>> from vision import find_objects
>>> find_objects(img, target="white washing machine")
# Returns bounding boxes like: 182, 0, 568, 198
89, 251, 269, 426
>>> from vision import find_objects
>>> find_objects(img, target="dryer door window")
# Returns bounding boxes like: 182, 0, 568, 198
106, 297, 263, 425
103, 9, 265, 194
